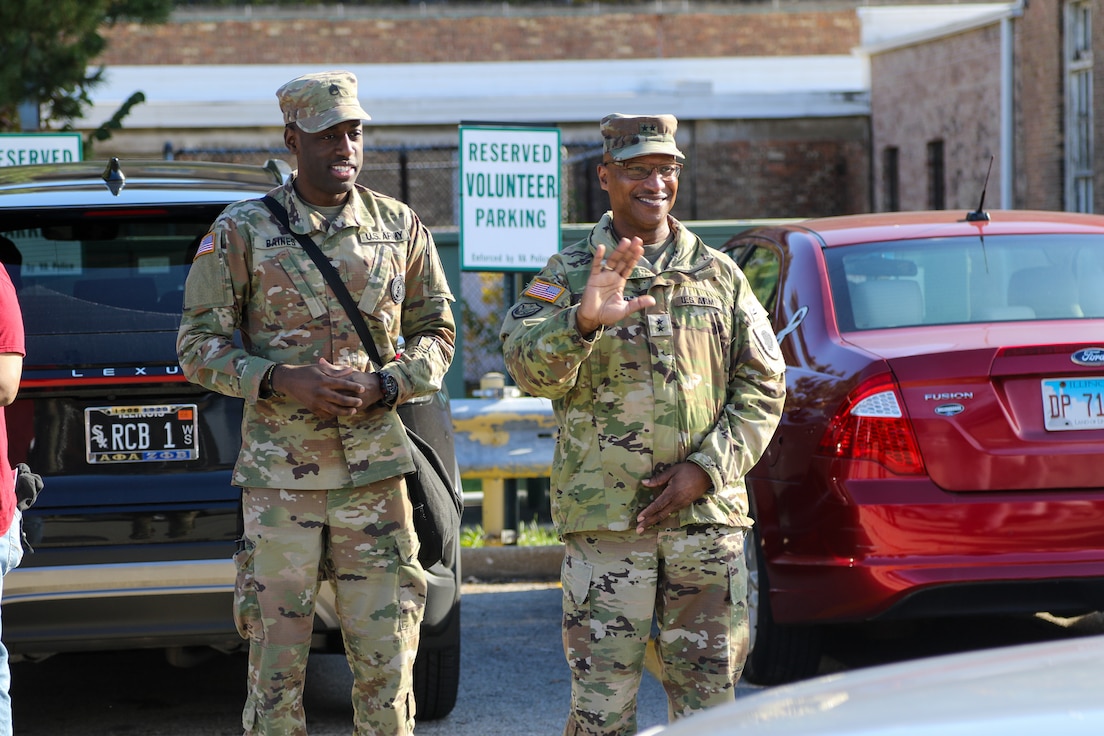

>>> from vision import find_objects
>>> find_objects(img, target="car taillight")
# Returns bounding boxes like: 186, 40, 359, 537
817, 373, 926, 475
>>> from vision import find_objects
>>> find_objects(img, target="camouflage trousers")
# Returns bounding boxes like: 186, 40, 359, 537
560, 526, 749, 736
235, 478, 426, 736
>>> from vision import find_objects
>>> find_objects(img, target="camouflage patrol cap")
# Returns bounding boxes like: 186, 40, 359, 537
600, 113, 684, 161
277, 70, 371, 134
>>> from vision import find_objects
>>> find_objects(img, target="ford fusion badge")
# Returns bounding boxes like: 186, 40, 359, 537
1071, 348, 1104, 366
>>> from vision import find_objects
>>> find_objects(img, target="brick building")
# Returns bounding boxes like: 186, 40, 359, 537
84, 2, 1041, 222
869, 0, 1102, 214
83, 2, 877, 222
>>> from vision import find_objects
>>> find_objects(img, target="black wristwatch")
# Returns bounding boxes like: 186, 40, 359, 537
378, 371, 399, 409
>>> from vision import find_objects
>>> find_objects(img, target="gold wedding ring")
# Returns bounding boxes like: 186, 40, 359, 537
600, 261, 615, 272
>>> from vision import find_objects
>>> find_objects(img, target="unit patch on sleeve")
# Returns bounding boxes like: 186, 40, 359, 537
511, 302, 545, 319
753, 321, 782, 361
523, 278, 566, 304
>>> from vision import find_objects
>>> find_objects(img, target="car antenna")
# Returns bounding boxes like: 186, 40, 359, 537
101, 157, 126, 196
966, 156, 994, 222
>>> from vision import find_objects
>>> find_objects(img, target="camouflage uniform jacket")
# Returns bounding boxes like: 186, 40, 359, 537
501, 213, 785, 535
177, 177, 455, 490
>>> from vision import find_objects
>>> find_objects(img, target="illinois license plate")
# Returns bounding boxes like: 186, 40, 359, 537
85, 404, 199, 463
1041, 377, 1104, 431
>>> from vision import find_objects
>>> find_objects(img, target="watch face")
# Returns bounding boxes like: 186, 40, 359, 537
382, 373, 399, 403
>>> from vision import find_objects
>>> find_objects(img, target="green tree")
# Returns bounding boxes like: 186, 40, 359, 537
0, 0, 171, 134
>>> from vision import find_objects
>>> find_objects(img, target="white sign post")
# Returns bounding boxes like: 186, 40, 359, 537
459, 125, 561, 272
0, 133, 83, 167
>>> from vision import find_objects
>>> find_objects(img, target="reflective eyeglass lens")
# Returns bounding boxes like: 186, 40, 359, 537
621, 164, 682, 180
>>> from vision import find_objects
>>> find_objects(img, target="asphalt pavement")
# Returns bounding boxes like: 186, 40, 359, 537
10, 546, 1100, 735
8, 579, 716, 735
413, 581, 684, 736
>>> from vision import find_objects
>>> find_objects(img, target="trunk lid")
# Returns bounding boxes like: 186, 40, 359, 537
843, 324, 1104, 491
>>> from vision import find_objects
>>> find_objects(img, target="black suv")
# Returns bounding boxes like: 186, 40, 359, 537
0, 158, 461, 719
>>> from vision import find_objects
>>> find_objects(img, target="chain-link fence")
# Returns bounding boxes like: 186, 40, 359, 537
165, 142, 608, 227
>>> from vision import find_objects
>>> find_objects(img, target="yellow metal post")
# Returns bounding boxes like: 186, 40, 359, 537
481, 478, 509, 545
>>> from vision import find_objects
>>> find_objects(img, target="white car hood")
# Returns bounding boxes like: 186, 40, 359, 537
639, 634, 1104, 736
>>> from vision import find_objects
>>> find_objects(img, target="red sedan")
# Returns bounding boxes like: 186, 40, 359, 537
722, 209, 1104, 685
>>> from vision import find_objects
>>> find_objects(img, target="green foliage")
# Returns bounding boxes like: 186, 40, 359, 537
80, 91, 147, 156
518, 519, 561, 546
459, 271, 508, 392
460, 525, 486, 548
0, 0, 171, 132
460, 517, 561, 548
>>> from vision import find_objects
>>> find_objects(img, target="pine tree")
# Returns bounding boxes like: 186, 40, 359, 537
0, 0, 171, 132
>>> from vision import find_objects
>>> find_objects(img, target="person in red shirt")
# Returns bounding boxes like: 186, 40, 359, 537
0, 261, 25, 736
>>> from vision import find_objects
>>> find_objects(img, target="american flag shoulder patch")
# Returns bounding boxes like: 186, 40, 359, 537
523, 278, 566, 304
193, 232, 215, 260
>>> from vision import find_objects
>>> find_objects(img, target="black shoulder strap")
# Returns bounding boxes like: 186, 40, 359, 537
260, 195, 385, 368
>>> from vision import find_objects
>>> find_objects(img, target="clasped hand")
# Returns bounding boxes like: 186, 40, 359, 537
636, 462, 712, 533
272, 358, 383, 419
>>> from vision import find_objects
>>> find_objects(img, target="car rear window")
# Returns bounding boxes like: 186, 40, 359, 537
2, 216, 209, 336
826, 234, 1104, 331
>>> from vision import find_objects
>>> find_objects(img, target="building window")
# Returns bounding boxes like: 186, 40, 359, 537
1066, 1, 1093, 212
883, 146, 900, 211
927, 140, 945, 210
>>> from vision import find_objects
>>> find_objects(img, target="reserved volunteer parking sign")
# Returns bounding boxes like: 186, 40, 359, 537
459, 125, 561, 272
0, 133, 83, 167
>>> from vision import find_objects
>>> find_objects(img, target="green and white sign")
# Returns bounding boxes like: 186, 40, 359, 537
459, 125, 561, 271
0, 133, 82, 167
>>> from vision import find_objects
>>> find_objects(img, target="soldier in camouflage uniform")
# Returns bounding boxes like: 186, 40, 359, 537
501, 113, 786, 736
177, 70, 455, 736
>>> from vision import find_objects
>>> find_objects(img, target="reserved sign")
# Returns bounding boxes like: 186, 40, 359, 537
0, 133, 83, 167
459, 125, 561, 272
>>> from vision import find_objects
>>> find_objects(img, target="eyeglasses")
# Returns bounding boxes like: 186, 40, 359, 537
604, 161, 683, 181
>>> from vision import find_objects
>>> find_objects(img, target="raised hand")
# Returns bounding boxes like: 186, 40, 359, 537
575, 238, 657, 335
